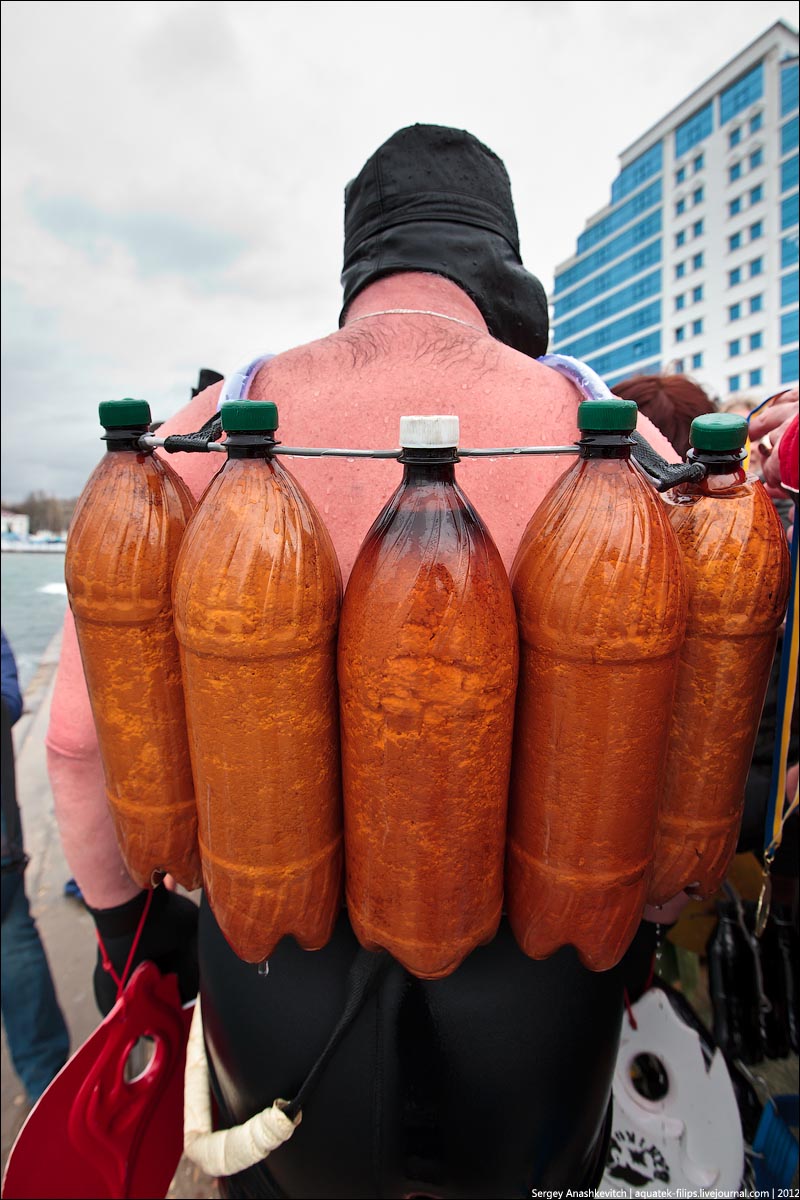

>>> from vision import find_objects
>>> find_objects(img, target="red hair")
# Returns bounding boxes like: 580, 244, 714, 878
611, 375, 716, 458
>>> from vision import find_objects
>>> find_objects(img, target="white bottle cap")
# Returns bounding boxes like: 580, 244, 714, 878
399, 415, 460, 449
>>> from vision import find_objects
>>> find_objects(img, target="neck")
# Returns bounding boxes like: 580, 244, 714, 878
344, 273, 487, 332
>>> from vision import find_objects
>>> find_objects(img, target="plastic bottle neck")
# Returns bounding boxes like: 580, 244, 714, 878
224, 431, 279, 458
103, 427, 152, 453
686, 447, 747, 488
399, 447, 458, 483
578, 432, 634, 460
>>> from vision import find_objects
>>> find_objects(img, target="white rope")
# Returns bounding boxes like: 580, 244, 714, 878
183, 998, 301, 1177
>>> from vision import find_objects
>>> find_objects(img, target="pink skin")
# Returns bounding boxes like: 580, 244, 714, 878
48, 273, 681, 915
749, 390, 799, 497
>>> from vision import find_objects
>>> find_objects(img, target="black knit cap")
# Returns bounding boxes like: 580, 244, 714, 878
340, 124, 549, 358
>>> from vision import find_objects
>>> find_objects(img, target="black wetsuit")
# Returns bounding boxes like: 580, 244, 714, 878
200, 902, 655, 1199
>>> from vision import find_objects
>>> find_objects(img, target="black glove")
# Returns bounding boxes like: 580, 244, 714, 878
88, 885, 199, 1016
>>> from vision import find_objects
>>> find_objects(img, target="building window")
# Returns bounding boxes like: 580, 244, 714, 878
750, 113, 763, 134
692, 285, 703, 303
750, 220, 763, 240
676, 198, 686, 216
750, 332, 763, 351
750, 294, 763, 313
729, 162, 742, 183
693, 186, 704, 205
782, 349, 799, 384
749, 148, 763, 170
675, 326, 685, 343
675, 231, 686, 247
675, 294, 685, 310
728, 374, 741, 392
693, 219, 704, 238
693, 253, 704, 270
782, 237, 799, 269
783, 155, 799, 194
675, 102, 713, 157
729, 232, 742, 251
781, 62, 799, 118
781, 272, 799, 308
720, 62, 764, 124
750, 184, 763, 205
781, 310, 799, 346
729, 127, 741, 149
692, 318, 703, 336
729, 303, 741, 321
782, 193, 799, 231
674, 359, 685, 374
729, 267, 742, 286
729, 197, 742, 217
729, 340, 741, 357
692, 352, 703, 369
675, 262, 686, 279
693, 153, 704, 172
749, 368, 763, 387
750, 257, 763, 277
676, 166, 686, 185
782, 116, 799, 157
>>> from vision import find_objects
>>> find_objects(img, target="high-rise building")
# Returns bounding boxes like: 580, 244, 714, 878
551, 21, 799, 398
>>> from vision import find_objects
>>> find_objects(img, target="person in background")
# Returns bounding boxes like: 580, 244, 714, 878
47, 124, 682, 1197
611, 372, 717, 458
1, 628, 69, 1103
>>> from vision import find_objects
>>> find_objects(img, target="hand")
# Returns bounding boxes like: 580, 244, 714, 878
88, 885, 199, 1016
749, 390, 799, 498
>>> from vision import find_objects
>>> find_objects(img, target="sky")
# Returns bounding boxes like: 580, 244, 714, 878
1, 0, 798, 502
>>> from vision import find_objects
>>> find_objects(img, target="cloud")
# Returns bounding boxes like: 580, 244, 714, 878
27, 189, 248, 285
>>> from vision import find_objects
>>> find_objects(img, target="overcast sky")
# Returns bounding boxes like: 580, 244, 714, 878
1, 0, 798, 502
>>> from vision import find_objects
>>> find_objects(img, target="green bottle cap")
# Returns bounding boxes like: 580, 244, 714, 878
98, 399, 151, 428
220, 401, 279, 433
690, 412, 748, 452
578, 399, 638, 433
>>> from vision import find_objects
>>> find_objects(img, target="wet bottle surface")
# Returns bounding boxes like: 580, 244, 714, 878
648, 414, 790, 905
339, 416, 519, 979
172, 401, 343, 963
65, 399, 201, 889
507, 399, 687, 972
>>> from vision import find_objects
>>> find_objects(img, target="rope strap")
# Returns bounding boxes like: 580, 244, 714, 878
94, 888, 154, 1000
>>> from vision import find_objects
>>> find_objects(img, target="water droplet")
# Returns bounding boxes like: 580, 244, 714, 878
258, 960, 270, 977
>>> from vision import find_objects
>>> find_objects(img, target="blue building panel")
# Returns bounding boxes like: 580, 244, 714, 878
781, 271, 799, 308
782, 192, 800, 230
611, 142, 663, 204
783, 236, 800, 269
675, 102, 713, 157
605, 362, 661, 389
553, 243, 662, 317
583, 331, 662, 379
557, 302, 661, 361
553, 271, 662, 343
555, 212, 662, 293
781, 61, 799, 118
782, 154, 799, 194
577, 180, 662, 254
781, 309, 799, 345
782, 116, 799, 156
781, 348, 799, 383
720, 61, 764, 124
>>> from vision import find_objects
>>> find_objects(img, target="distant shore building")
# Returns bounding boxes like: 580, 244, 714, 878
551, 21, 799, 398
1, 510, 30, 539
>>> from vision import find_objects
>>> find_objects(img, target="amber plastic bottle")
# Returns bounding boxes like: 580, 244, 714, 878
648, 413, 790, 906
65, 399, 201, 889
507, 398, 687, 971
173, 401, 343, 963
339, 415, 519, 979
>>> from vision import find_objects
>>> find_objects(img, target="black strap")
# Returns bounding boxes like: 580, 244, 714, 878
281, 947, 389, 1122
162, 413, 223, 454
631, 431, 706, 493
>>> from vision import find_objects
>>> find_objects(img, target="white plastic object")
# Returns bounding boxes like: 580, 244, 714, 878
399, 415, 460, 449
183, 998, 300, 1176
600, 988, 744, 1193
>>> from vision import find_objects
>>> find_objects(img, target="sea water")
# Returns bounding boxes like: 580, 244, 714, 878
1, 553, 67, 692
